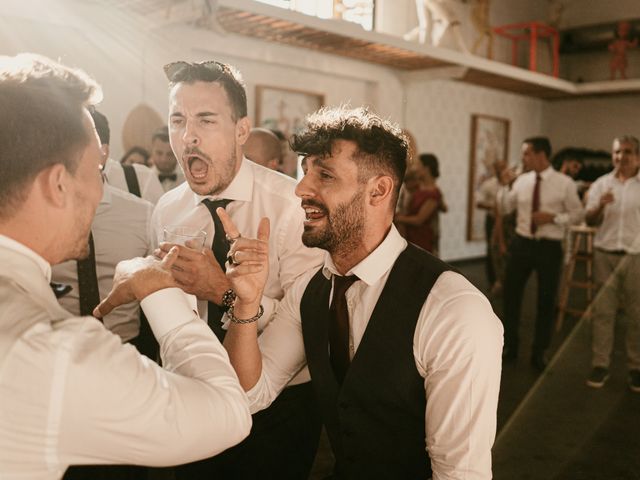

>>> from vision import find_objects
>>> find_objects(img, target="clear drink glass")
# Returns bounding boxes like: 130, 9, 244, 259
162, 225, 207, 251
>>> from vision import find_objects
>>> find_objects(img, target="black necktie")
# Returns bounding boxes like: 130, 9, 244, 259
329, 274, 358, 384
530, 173, 541, 234
76, 232, 101, 317
202, 198, 233, 340
158, 173, 177, 183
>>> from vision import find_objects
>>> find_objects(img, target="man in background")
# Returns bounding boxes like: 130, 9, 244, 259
585, 135, 640, 392
243, 127, 282, 171
498, 137, 584, 370
94, 110, 164, 204
150, 126, 185, 191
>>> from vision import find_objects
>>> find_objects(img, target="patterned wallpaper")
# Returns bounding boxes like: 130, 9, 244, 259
404, 79, 544, 261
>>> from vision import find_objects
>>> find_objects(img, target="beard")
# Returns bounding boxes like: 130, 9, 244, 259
302, 188, 366, 255
182, 140, 238, 196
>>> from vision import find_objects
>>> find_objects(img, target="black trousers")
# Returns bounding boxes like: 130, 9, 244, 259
175, 381, 322, 480
484, 215, 496, 285
502, 235, 563, 355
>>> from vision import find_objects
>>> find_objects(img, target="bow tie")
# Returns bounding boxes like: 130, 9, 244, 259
158, 173, 177, 182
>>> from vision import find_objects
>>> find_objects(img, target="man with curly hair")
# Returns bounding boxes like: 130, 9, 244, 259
221, 106, 503, 479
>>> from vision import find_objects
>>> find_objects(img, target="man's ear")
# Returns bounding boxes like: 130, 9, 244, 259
38, 163, 71, 209
236, 117, 251, 146
368, 175, 394, 207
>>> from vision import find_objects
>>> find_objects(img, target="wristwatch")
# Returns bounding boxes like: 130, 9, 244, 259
221, 288, 237, 312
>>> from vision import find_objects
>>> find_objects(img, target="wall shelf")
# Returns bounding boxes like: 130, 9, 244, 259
97, 0, 640, 100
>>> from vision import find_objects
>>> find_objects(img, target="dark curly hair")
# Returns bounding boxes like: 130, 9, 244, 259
291, 106, 408, 204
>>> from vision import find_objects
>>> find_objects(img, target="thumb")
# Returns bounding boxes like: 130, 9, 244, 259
257, 217, 270, 243
93, 296, 116, 319
160, 246, 179, 270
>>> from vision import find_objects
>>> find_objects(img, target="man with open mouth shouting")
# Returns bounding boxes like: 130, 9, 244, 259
150, 61, 324, 479
221, 106, 504, 480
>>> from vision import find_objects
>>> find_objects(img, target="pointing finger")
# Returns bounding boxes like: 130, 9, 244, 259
217, 207, 240, 240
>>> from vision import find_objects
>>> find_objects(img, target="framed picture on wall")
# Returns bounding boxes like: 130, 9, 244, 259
467, 114, 510, 241
255, 85, 324, 177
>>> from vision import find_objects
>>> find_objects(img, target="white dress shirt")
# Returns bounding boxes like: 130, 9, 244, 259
103, 158, 164, 205
151, 158, 324, 384
477, 176, 500, 217
586, 171, 640, 254
246, 226, 503, 479
0, 234, 251, 479
498, 166, 584, 240
51, 185, 153, 342
152, 165, 186, 193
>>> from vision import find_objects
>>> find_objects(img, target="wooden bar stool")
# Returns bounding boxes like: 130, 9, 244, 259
555, 224, 597, 331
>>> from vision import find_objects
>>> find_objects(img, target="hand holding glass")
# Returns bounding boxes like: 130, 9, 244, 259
162, 226, 207, 251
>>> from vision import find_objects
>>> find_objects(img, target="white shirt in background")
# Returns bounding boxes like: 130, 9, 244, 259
152, 164, 186, 193
586, 171, 640, 254
103, 158, 164, 204
51, 185, 153, 342
498, 166, 584, 240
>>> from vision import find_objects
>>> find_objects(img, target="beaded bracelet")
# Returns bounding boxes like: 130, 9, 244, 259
227, 304, 264, 324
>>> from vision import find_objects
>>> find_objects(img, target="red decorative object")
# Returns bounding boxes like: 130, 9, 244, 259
609, 21, 638, 80
492, 21, 560, 78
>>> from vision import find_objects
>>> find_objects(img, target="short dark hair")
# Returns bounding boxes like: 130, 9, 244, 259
89, 109, 110, 145
0, 53, 101, 218
152, 125, 170, 143
524, 136, 552, 159
418, 153, 440, 178
614, 135, 639, 154
291, 106, 408, 204
120, 146, 150, 165
164, 61, 247, 121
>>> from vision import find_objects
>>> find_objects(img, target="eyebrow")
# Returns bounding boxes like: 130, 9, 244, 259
169, 111, 220, 117
313, 157, 335, 171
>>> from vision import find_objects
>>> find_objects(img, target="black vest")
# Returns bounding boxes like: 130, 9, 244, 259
300, 244, 452, 479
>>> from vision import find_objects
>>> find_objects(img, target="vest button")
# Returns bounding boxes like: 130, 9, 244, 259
339, 401, 349, 409
342, 428, 353, 437
346, 455, 355, 463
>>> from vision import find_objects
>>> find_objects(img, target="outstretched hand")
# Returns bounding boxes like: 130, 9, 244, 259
93, 247, 179, 319
217, 207, 270, 306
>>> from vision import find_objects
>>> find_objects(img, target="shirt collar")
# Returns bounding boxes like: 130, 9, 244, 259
0, 234, 52, 282
322, 224, 407, 286
539, 166, 554, 179
192, 157, 254, 207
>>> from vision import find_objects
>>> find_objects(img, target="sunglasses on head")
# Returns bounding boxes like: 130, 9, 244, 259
163, 60, 228, 81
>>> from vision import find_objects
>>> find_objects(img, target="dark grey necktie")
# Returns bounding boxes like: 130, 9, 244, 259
76, 232, 100, 318
201, 198, 233, 340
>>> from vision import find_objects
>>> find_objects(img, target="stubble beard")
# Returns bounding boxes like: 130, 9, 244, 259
302, 188, 366, 257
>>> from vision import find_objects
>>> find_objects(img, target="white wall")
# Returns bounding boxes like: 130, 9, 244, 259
404, 79, 544, 261
544, 94, 640, 152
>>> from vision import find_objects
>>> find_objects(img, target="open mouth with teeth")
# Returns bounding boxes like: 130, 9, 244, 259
303, 203, 328, 224
186, 155, 209, 181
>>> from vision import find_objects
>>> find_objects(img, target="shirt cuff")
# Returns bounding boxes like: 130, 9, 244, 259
140, 287, 198, 339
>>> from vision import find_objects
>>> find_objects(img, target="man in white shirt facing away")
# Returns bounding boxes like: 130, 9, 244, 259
221, 105, 503, 480
243, 127, 283, 171
151, 60, 324, 479
149, 126, 185, 192
94, 110, 164, 204
0, 53, 250, 479
498, 137, 584, 371
585, 135, 640, 392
